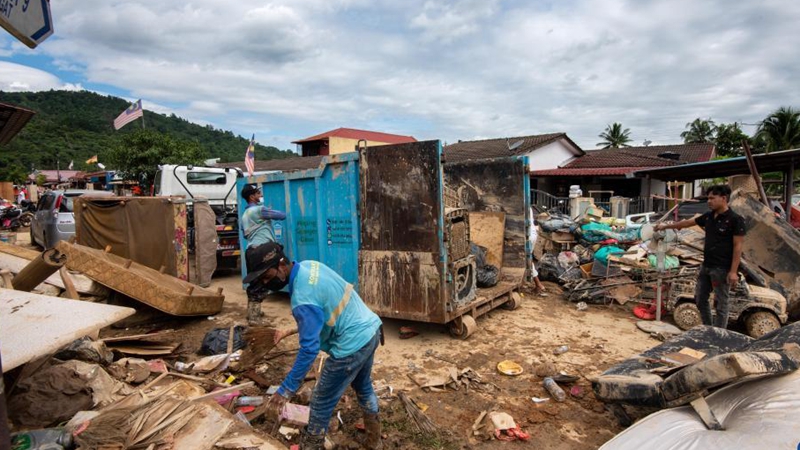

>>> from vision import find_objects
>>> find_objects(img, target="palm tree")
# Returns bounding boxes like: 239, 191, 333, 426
596, 123, 632, 148
756, 107, 800, 153
681, 118, 716, 144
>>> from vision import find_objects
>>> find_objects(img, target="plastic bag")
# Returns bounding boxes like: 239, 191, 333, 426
594, 246, 625, 265
647, 254, 680, 269
199, 326, 247, 355
477, 264, 499, 287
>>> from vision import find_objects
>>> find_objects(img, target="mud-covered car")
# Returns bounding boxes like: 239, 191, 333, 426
667, 272, 788, 338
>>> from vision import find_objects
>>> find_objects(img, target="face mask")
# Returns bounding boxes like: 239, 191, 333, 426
257, 197, 264, 205
265, 272, 289, 291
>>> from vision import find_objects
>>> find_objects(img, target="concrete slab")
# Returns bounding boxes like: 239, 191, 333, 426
0, 288, 135, 372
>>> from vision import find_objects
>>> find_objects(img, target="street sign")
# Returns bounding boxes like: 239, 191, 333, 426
0, 0, 53, 49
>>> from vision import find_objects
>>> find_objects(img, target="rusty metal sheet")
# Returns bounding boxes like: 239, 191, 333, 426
359, 250, 446, 323
444, 157, 530, 269
359, 140, 442, 253
358, 141, 446, 323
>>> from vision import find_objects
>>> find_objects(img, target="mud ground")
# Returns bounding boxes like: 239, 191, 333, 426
101, 270, 658, 449
18, 230, 661, 449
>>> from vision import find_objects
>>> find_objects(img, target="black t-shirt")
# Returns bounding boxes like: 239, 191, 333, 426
694, 208, 746, 269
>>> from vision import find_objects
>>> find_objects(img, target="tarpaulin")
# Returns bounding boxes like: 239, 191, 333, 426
75, 197, 177, 275
600, 369, 800, 450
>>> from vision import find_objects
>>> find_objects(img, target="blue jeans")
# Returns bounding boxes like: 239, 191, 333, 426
306, 330, 381, 435
694, 265, 731, 329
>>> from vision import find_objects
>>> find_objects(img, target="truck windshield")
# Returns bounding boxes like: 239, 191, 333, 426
154, 170, 162, 195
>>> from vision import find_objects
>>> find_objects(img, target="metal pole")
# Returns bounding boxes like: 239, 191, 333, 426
742, 140, 769, 207
141, 111, 146, 130
787, 157, 795, 207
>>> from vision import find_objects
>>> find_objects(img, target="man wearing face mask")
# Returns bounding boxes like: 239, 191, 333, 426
243, 243, 384, 450
241, 184, 287, 324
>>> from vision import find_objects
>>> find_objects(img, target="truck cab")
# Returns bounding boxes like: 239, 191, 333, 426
154, 165, 243, 270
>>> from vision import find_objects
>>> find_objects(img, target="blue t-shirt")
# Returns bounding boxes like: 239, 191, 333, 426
277, 260, 382, 396
240, 203, 285, 247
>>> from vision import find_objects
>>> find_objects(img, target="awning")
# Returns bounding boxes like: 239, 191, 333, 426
630, 148, 800, 181
0, 101, 36, 145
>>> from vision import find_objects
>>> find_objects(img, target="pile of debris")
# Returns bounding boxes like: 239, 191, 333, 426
534, 192, 793, 339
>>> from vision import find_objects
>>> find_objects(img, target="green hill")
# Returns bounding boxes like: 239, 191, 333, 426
0, 90, 296, 178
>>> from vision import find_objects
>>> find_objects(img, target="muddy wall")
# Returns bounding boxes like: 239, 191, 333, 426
444, 158, 529, 269
731, 191, 800, 314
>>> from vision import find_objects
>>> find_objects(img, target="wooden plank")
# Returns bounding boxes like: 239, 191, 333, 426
0, 288, 135, 372
468, 212, 505, 268
0, 243, 105, 294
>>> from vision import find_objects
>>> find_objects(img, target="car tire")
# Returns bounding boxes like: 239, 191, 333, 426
672, 302, 702, 330
744, 311, 781, 339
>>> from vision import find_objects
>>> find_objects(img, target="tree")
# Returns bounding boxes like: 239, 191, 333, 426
104, 129, 207, 184
714, 122, 750, 157
597, 123, 632, 148
36, 173, 47, 186
756, 107, 800, 153
0, 164, 29, 184
681, 118, 716, 144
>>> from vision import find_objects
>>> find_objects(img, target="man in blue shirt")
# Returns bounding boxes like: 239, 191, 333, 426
241, 184, 286, 324
243, 243, 384, 449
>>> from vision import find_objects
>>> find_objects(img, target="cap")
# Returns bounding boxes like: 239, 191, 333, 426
243, 242, 285, 284
241, 184, 260, 200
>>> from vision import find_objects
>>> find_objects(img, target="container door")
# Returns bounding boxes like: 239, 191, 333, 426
358, 140, 447, 323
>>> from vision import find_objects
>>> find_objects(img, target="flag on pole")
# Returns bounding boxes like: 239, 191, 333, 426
68, 160, 74, 170
113, 99, 144, 130
86, 155, 98, 164
244, 134, 255, 177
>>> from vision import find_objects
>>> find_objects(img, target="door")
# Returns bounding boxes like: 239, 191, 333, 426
358, 140, 447, 323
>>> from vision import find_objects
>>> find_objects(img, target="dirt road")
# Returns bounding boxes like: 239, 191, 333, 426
125, 273, 653, 449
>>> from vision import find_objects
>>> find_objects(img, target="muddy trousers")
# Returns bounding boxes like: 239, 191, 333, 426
305, 330, 381, 436
694, 265, 731, 329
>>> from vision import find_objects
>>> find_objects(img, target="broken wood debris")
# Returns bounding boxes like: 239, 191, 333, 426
408, 366, 495, 392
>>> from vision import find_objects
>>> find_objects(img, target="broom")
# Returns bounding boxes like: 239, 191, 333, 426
399, 392, 437, 433
239, 326, 298, 368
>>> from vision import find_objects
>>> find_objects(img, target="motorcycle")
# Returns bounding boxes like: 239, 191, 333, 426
18, 199, 35, 228
0, 206, 22, 231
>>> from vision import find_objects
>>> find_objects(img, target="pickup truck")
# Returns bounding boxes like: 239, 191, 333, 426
154, 165, 243, 270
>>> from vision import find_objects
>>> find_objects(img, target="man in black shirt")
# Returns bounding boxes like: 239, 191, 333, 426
655, 185, 746, 328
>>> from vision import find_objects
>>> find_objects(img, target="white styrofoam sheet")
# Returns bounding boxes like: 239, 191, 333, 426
0, 288, 135, 372
600, 370, 800, 450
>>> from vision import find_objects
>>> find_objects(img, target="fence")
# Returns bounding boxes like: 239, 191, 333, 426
531, 189, 569, 215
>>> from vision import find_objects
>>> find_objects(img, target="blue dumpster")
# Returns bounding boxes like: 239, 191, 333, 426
238, 152, 360, 286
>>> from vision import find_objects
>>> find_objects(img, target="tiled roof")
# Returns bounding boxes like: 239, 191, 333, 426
443, 133, 583, 164
569, 144, 714, 168
530, 143, 716, 177
217, 156, 324, 173
530, 167, 648, 176
28, 170, 80, 182
292, 127, 417, 144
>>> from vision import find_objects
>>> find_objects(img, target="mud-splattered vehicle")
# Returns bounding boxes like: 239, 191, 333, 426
667, 272, 788, 338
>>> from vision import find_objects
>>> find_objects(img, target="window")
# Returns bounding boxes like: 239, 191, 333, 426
187, 172, 227, 185
60, 194, 79, 213
39, 194, 55, 211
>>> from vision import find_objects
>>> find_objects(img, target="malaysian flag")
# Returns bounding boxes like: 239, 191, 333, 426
113, 99, 144, 130
245, 134, 255, 177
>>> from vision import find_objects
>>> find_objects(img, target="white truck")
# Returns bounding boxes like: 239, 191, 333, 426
153, 165, 243, 270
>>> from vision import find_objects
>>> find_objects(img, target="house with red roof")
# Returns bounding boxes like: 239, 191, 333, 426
443, 133, 584, 171
292, 127, 417, 157
530, 143, 716, 200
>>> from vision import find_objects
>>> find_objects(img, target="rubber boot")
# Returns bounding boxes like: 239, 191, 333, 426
363, 413, 383, 450
299, 431, 325, 450
246, 301, 263, 325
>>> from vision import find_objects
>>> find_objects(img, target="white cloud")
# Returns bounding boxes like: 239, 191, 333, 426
2, 0, 799, 150
0, 61, 71, 91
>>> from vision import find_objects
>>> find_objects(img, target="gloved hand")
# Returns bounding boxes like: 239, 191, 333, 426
266, 392, 289, 423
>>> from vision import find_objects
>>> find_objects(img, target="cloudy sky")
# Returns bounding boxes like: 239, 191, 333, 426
0, 0, 798, 152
